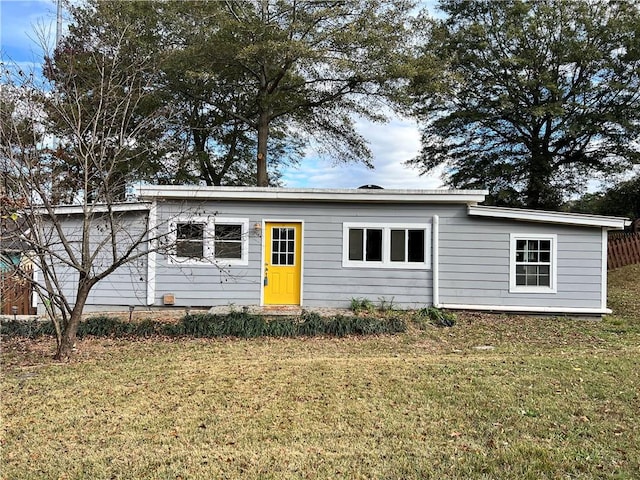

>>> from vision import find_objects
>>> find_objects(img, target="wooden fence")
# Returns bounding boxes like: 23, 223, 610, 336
608, 232, 640, 270
0, 266, 36, 315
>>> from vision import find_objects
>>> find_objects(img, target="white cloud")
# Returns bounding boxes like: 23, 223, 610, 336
282, 117, 446, 190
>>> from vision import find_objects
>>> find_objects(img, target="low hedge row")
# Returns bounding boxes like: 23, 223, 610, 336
0, 311, 407, 339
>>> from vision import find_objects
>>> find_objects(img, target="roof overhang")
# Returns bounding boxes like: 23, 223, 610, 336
35, 203, 152, 216
468, 205, 630, 230
137, 185, 489, 204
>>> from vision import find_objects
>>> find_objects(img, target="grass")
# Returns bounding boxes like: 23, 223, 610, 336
1, 264, 639, 479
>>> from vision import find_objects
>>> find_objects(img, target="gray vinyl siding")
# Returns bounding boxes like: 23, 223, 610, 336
153, 200, 441, 309
438, 214, 604, 309
36, 211, 149, 313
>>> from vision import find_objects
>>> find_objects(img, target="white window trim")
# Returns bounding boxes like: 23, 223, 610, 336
509, 233, 557, 294
169, 217, 249, 266
342, 222, 431, 269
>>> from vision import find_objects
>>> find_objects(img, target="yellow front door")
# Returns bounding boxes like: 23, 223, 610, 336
264, 222, 302, 305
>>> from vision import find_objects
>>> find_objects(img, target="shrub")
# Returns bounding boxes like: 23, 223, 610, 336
298, 311, 326, 336
377, 297, 395, 313
418, 307, 457, 328
78, 315, 127, 337
265, 317, 297, 337
1, 310, 407, 340
0, 319, 55, 338
380, 315, 407, 334
350, 298, 375, 314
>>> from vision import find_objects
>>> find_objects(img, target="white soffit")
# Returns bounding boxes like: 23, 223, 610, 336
137, 185, 489, 204
41, 203, 152, 215
468, 205, 630, 230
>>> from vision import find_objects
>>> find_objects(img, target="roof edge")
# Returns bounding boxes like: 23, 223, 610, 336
136, 185, 488, 204
35, 202, 152, 216
468, 205, 630, 229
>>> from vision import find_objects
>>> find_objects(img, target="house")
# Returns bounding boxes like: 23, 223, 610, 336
36, 186, 629, 316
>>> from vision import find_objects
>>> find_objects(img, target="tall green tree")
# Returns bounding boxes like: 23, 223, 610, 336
45, 0, 169, 199
408, 0, 640, 209
191, 0, 415, 186
568, 174, 640, 222
56, 0, 415, 187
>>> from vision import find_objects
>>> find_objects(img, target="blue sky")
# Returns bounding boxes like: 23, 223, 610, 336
0, 0, 443, 189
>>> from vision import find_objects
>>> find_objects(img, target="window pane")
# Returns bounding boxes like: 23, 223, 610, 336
176, 240, 203, 258
216, 242, 241, 259
407, 230, 425, 262
366, 229, 383, 261
288, 240, 295, 253
516, 274, 526, 286
540, 251, 550, 262
349, 229, 363, 261
539, 274, 550, 287
272, 252, 278, 264
177, 223, 203, 240
390, 230, 405, 262
215, 224, 241, 241
540, 240, 551, 252
287, 253, 294, 265
528, 240, 538, 250
516, 240, 527, 251
273, 228, 280, 240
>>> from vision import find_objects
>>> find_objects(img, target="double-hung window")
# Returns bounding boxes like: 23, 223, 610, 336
171, 217, 249, 265
343, 223, 431, 269
509, 234, 557, 293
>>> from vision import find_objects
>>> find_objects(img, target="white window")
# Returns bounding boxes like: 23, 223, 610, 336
509, 234, 557, 293
343, 223, 431, 269
170, 217, 249, 265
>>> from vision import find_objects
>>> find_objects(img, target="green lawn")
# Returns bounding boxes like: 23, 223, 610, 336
2, 265, 639, 479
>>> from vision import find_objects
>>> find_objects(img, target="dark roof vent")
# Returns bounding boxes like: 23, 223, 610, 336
358, 184, 384, 189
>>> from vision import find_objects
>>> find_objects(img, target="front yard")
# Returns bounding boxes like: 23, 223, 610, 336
1, 265, 639, 479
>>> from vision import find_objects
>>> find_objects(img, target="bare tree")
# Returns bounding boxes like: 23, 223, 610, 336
0, 28, 172, 360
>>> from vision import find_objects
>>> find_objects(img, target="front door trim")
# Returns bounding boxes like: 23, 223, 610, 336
260, 219, 304, 306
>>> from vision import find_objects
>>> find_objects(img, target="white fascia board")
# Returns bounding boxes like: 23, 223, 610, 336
437, 303, 612, 315
468, 205, 630, 230
137, 185, 488, 204
36, 203, 152, 216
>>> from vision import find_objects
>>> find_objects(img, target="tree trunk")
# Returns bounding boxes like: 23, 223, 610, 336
257, 112, 269, 187
54, 283, 91, 360
526, 151, 555, 210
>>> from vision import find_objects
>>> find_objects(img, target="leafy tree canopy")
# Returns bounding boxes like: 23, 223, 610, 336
52, 0, 415, 187
567, 174, 640, 222
407, 0, 640, 209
